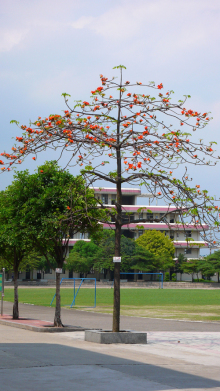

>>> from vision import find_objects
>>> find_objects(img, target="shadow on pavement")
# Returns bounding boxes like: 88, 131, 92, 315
0, 343, 219, 390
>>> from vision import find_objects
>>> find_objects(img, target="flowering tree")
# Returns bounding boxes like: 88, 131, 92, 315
2, 65, 219, 331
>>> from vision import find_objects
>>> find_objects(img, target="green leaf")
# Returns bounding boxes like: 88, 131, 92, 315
10, 120, 19, 125
113, 65, 127, 69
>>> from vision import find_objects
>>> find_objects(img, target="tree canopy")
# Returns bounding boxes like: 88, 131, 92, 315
0, 161, 106, 325
66, 231, 159, 275
136, 230, 175, 271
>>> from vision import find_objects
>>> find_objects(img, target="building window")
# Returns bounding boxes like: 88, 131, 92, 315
139, 213, 143, 220
170, 218, 174, 223
45, 268, 52, 274
185, 231, 192, 238
80, 233, 85, 239
184, 248, 192, 254
111, 194, 116, 205
170, 231, 174, 239
138, 230, 143, 237
147, 213, 153, 222
101, 194, 108, 204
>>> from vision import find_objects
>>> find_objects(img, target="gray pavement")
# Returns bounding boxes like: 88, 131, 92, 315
1, 302, 220, 390
3, 300, 220, 332
0, 324, 220, 390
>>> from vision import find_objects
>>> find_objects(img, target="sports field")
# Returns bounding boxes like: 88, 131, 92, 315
4, 288, 220, 321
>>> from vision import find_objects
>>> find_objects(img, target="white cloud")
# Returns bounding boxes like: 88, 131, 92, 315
70, 0, 220, 54
0, 29, 28, 52
71, 16, 94, 29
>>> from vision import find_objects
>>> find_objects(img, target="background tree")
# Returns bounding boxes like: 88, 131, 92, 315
65, 252, 92, 276
0, 190, 34, 319
136, 230, 175, 272
182, 259, 199, 281
66, 241, 100, 276
175, 253, 187, 281
197, 258, 215, 281
130, 246, 157, 274
2, 66, 219, 331
205, 251, 220, 282
93, 230, 137, 273
68, 232, 157, 278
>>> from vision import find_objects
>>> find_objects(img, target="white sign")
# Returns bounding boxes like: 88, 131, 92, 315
113, 257, 121, 263
55, 268, 63, 274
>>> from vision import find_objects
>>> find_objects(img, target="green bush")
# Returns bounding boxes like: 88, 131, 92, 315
164, 272, 170, 281
171, 273, 177, 282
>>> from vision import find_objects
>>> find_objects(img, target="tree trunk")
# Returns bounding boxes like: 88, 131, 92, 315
112, 68, 122, 333
13, 263, 19, 319
54, 272, 63, 327
113, 221, 121, 332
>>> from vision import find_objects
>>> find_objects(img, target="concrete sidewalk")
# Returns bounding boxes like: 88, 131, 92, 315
0, 323, 220, 391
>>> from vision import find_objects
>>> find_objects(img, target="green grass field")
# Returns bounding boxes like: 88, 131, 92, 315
4, 288, 220, 321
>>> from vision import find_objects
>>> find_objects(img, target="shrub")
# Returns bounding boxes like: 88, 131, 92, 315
164, 272, 170, 282
171, 273, 177, 282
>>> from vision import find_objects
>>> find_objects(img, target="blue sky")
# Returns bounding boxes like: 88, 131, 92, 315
1, 0, 220, 201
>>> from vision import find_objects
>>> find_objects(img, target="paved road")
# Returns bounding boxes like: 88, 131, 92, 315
3, 301, 220, 332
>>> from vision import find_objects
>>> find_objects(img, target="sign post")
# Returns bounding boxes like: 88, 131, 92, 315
0, 268, 5, 316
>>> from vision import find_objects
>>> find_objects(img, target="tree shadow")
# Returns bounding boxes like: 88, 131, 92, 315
0, 342, 219, 390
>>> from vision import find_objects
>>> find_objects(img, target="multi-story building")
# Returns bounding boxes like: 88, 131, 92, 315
69, 187, 208, 260
16, 187, 209, 282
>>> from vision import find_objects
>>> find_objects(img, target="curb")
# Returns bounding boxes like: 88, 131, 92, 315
0, 318, 86, 332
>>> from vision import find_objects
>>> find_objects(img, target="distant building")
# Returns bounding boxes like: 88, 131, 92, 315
16, 187, 210, 283
69, 187, 208, 260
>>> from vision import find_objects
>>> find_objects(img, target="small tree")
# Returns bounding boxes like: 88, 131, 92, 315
2, 66, 219, 331
0, 190, 35, 319
136, 230, 175, 271
3, 162, 106, 326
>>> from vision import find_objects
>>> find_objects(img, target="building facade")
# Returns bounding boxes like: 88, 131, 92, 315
16, 187, 209, 282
